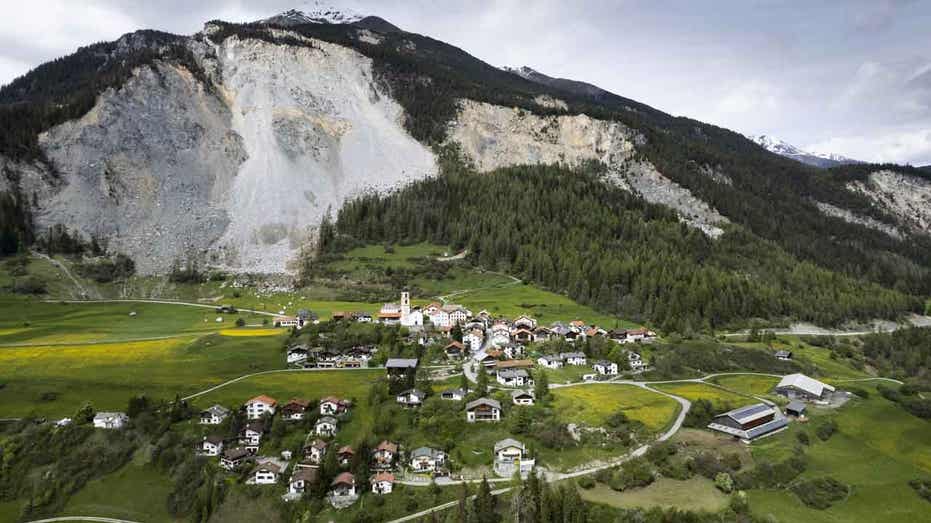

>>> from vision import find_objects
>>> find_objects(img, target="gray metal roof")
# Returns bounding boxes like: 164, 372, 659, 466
494, 438, 525, 452
386, 358, 419, 368
724, 403, 774, 424
466, 398, 501, 410
745, 417, 789, 439
786, 400, 807, 412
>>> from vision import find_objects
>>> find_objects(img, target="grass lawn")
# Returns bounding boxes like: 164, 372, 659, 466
709, 374, 781, 396
747, 385, 931, 522
328, 242, 447, 273
539, 364, 592, 385
731, 338, 866, 379
579, 477, 728, 512
551, 384, 680, 432
0, 332, 286, 418
652, 382, 751, 410
189, 370, 382, 445
61, 462, 177, 523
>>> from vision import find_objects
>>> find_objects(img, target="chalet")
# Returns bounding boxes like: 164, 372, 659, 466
496, 368, 533, 387
304, 439, 329, 464
379, 301, 402, 325
462, 330, 484, 353
495, 359, 534, 371
511, 328, 535, 344
785, 400, 807, 417
221, 447, 251, 470
607, 329, 628, 343
627, 351, 645, 370
315, 416, 339, 436
511, 390, 535, 406
537, 355, 564, 369
533, 326, 554, 341
241, 421, 265, 452
410, 447, 446, 474
624, 327, 656, 343
550, 323, 571, 338
93, 412, 128, 430
386, 358, 419, 376
472, 348, 499, 368
337, 446, 355, 467
444, 341, 466, 360
201, 435, 225, 456
396, 389, 425, 408
320, 396, 351, 416
330, 472, 357, 497
463, 319, 487, 332
493, 438, 535, 478
289, 466, 319, 495
502, 343, 525, 360
774, 350, 793, 361
593, 360, 619, 376
440, 388, 467, 401
774, 374, 835, 402
245, 395, 277, 419
252, 457, 287, 484
200, 404, 230, 425
287, 346, 309, 365
490, 322, 511, 346
564, 330, 584, 343
281, 398, 311, 420
274, 315, 302, 328
373, 440, 399, 469
560, 352, 587, 366
513, 315, 537, 331
466, 398, 502, 423
371, 472, 395, 494
585, 326, 607, 338
707, 403, 788, 443
356, 313, 373, 323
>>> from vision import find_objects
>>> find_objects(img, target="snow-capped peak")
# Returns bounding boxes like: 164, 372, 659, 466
747, 134, 859, 168
503, 66, 540, 80
261, 1, 364, 26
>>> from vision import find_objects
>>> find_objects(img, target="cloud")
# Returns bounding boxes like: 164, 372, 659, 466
809, 127, 931, 166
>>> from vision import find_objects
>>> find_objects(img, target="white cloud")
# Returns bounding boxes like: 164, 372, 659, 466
809, 127, 931, 166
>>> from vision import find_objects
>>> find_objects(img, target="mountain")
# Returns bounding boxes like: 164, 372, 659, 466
259, 1, 402, 32
1, 6, 930, 326
747, 134, 860, 168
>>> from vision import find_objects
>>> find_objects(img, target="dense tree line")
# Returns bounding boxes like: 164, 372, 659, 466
329, 157, 919, 330
0, 190, 32, 255
860, 327, 931, 380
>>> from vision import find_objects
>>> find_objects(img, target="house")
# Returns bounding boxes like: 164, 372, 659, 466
378, 301, 402, 325
371, 472, 395, 494
785, 400, 807, 417
493, 438, 535, 478
440, 388, 467, 401
496, 368, 533, 387
274, 315, 302, 329
774, 374, 836, 402
93, 412, 128, 430
707, 403, 788, 443
221, 447, 251, 470
533, 326, 554, 341
296, 309, 318, 325
320, 396, 351, 416
373, 441, 399, 469
564, 330, 584, 343
627, 351, 644, 370
409, 447, 446, 474
537, 355, 564, 369
241, 421, 265, 452
585, 326, 607, 338
473, 348, 499, 368
444, 305, 472, 326
424, 302, 443, 316
511, 328, 535, 344
513, 315, 537, 331
289, 466, 319, 495
560, 352, 587, 366
624, 327, 656, 343
774, 350, 793, 361
607, 329, 628, 343
330, 472, 357, 497
337, 446, 355, 467
444, 341, 466, 360
199, 404, 230, 425
281, 398, 312, 420
245, 395, 277, 419
252, 457, 287, 484
287, 346, 309, 364
490, 322, 511, 346
502, 343, 525, 360
396, 389, 425, 408
511, 390, 535, 406
304, 439, 329, 464
315, 416, 339, 436
593, 360, 619, 376
466, 398, 502, 423
201, 435, 225, 456
495, 359, 534, 371
462, 330, 484, 353
386, 358, 419, 376
356, 313, 373, 323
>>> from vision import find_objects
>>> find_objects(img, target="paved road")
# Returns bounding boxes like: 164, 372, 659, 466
181, 367, 379, 401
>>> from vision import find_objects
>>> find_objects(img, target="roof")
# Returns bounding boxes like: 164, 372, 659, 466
284, 398, 311, 408
320, 396, 347, 405
204, 404, 230, 416
511, 390, 534, 399
445, 341, 465, 350
376, 441, 398, 454
722, 403, 776, 424
378, 311, 401, 318
560, 352, 586, 359
223, 447, 250, 460
291, 467, 319, 483
495, 359, 534, 369
441, 388, 466, 396
776, 373, 835, 397
786, 400, 807, 412
385, 358, 419, 368
317, 415, 338, 425
255, 461, 282, 474
498, 368, 529, 378
331, 472, 355, 486
745, 417, 789, 439
466, 398, 501, 411
246, 394, 277, 406
411, 446, 439, 458
494, 438, 525, 452
594, 360, 615, 367
309, 439, 329, 449
205, 434, 224, 445
539, 355, 561, 363
93, 411, 127, 420
338, 446, 355, 455
371, 472, 395, 483
398, 388, 425, 399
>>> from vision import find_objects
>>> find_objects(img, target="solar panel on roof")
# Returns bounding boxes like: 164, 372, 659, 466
745, 418, 788, 439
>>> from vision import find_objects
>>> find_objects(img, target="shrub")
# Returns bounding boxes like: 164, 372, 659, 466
235, 318, 246, 327
12, 276, 46, 294
714, 472, 734, 493
909, 479, 931, 503
796, 431, 810, 446
816, 419, 838, 441
607, 458, 654, 491
791, 477, 849, 509
577, 476, 595, 489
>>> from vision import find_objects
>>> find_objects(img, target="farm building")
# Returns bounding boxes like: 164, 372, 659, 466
93, 412, 128, 430
785, 400, 807, 417
775, 373, 835, 402
707, 403, 789, 443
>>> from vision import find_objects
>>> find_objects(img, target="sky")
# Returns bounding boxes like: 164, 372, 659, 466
1, 0, 930, 165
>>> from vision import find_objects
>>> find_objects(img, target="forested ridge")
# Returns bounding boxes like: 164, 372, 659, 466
326, 153, 919, 331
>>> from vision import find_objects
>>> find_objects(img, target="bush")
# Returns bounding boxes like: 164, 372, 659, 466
235, 318, 246, 327
12, 276, 46, 294
816, 419, 838, 441
577, 476, 596, 489
909, 479, 931, 503
714, 472, 734, 493
796, 431, 810, 446
607, 458, 654, 491
791, 477, 849, 509
735, 454, 806, 489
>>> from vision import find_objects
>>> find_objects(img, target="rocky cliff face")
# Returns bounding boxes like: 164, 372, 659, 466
848, 170, 931, 236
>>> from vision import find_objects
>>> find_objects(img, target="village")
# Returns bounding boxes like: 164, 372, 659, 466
79, 292, 848, 510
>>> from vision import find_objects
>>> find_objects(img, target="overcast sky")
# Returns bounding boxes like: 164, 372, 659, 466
2, 0, 930, 165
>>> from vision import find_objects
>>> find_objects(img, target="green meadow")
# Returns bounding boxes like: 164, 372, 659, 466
551, 384, 681, 432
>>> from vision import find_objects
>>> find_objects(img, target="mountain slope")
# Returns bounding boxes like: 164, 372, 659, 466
747, 134, 860, 168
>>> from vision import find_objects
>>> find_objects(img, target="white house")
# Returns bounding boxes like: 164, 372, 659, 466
319, 397, 351, 416
560, 352, 587, 366
330, 472, 357, 497
241, 421, 265, 452
93, 412, 128, 430
201, 435, 225, 456
466, 398, 502, 423
537, 355, 564, 369
199, 404, 230, 425
627, 351, 644, 370
409, 447, 446, 474
496, 368, 533, 387
462, 330, 484, 353
396, 389, 425, 408
490, 322, 511, 346
503, 343, 525, 359
511, 390, 535, 406
315, 416, 339, 436
287, 346, 309, 364
245, 395, 277, 420
512, 315, 537, 330
289, 466, 319, 495
304, 439, 328, 464
252, 458, 287, 484
274, 316, 302, 329
493, 438, 535, 478
593, 360, 619, 375
371, 472, 395, 494
373, 441, 399, 470
440, 388, 467, 401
